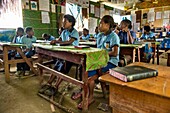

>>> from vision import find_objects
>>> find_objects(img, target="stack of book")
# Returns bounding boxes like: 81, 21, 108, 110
109, 65, 158, 82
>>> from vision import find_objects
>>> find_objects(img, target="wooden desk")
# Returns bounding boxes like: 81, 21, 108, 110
79, 41, 97, 48
0, 42, 38, 83
35, 45, 108, 111
120, 44, 144, 62
99, 62, 170, 113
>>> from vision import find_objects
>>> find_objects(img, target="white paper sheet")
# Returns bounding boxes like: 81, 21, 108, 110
163, 10, 170, 19
88, 18, 97, 34
94, 6, 100, 18
131, 14, 136, 23
61, 6, 66, 14
31, 1, 38, 10
41, 12, 50, 24
90, 5, 94, 14
39, 0, 50, 11
51, 4, 56, 13
22, 0, 29, 9
156, 12, 162, 20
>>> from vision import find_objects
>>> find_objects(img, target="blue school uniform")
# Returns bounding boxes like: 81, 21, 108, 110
60, 28, 79, 46
141, 31, 155, 40
118, 30, 136, 44
93, 33, 99, 39
82, 34, 90, 40
88, 31, 120, 76
15, 35, 37, 71
47, 35, 55, 41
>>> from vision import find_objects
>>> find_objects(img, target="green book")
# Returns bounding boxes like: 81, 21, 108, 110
109, 65, 158, 82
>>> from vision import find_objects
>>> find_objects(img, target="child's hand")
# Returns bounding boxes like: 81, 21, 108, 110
50, 40, 57, 45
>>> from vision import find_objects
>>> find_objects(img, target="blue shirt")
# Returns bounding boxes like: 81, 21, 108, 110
21, 35, 37, 49
15, 36, 23, 44
47, 35, 55, 41
93, 33, 99, 39
141, 31, 155, 40
82, 34, 90, 40
118, 30, 136, 44
60, 28, 79, 46
97, 31, 120, 66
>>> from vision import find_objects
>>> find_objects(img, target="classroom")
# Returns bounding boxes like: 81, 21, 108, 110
0, 0, 170, 113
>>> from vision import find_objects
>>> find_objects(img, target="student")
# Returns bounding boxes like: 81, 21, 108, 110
141, 25, 155, 40
9, 27, 24, 60
42, 33, 55, 41
77, 15, 120, 109
15, 27, 37, 76
81, 28, 90, 40
118, 19, 136, 44
93, 26, 99, 39
39, 14, 79, 95
12, 27, 24, 43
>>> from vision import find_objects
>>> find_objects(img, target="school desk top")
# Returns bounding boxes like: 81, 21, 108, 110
0, 42, 25, 47
33, 43, 109, 71
99, 62, 170, 98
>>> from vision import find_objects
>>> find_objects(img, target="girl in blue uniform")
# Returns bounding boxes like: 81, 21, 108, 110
77, 15, 120, 109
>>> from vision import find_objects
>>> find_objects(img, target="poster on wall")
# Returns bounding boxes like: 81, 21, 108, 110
90, 5, 94, 14
51, 4, 56, 13
156, 12, 162, 20
61, 6, 66, 14
163, 10, 170, 19
94, 6, 100, 18
39, 0, 50, 11
41, 11, 50, 24
22, 0, 29, 9
88, 18, 97, 34
31, 1, 38, 10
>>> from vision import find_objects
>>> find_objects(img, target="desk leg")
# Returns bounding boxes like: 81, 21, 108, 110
132, 49, 136, 63
38, 54, 43, 84
137, 48, 140, 62
16, 48, 37, 75
157, 45, 159, 65
3, 46, 10, 83
82, 71, 89, 112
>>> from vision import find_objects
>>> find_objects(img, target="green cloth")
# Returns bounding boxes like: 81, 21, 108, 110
33, 44, 109, 71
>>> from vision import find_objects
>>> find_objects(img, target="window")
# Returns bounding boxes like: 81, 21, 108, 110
0, 0, 23, 28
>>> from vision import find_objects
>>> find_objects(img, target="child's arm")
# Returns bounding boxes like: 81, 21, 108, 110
108, 45, 118, 57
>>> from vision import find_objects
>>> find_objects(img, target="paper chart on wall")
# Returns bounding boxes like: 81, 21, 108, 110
22, 0, 29, 9
39, 0, 50, 12
41, 12, 50, 24
94, 6, 100, 18
163, 10, 170, 19
51, 4, 56, 13
31, 1, 38, 10
88, 18, 97, 34
61, 6, 66, 14
156, 12, 162, 20
90, 5, 94, 14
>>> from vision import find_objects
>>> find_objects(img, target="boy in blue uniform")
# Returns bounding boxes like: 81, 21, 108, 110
141, 25, 155, 40
39, 14, 79, 95
42, 33, 55, 41
77, 15, 120, 109
9, 27, 24, 60
93, 26, 99, 39
118, 19, 136, 44
141, 25, 155, 63
81, 28, 90, 40
15, 27, 36, 76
